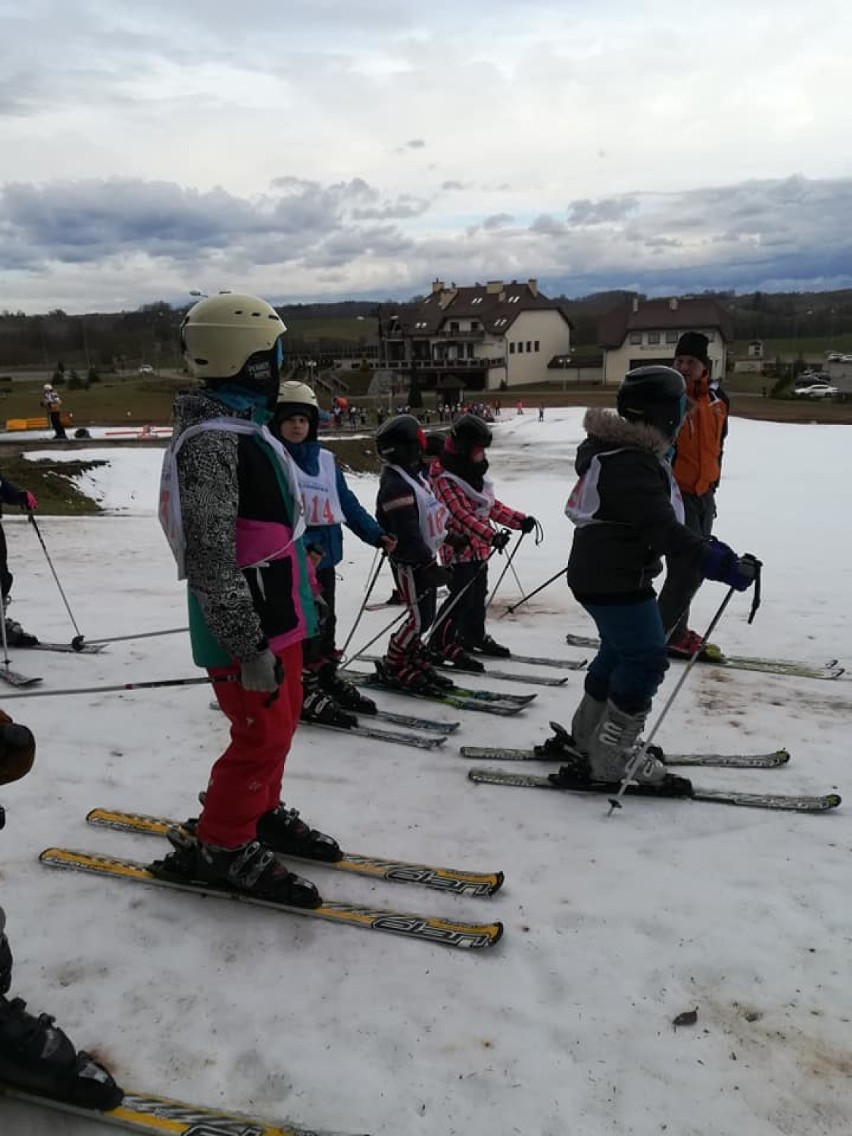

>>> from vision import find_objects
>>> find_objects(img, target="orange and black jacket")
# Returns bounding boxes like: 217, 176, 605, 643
672, 378, 728, 497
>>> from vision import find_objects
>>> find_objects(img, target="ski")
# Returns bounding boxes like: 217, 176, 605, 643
563, 634, 844, 680
39, 848, 505, 948
86, 809, 503, 896
0, 1084, 367, 1135
338, 670, 528, 716
0, 665, 41, 688
498, 653, 588, 671
466, 768, 841, 812
340, 667, 536, 705
358, 654, 569, 688
459, 745, 791, 768
303, 719, 446, 750
20, 641, 107, 655
371, 708, 459, 734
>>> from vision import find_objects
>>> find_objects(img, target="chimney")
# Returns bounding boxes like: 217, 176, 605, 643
632, 297, 639, 313
528, 278, 538, 296
485, 280, 504, 295
431, 279, 445, 295
669, 297, 679, 311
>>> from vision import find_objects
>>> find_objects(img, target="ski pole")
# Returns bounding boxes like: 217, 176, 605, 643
26, 511, 84, 640
0, 674, 241, 701
606, 564, 761, 816
498, 566, 567, 619
71, 626, 190, 651
508, 558, 525, 596
485, 531, 526, 612
0, 591, 13, 676
424, 541, 504, 648
338, 551, 386, 658
343, 606, 408, 667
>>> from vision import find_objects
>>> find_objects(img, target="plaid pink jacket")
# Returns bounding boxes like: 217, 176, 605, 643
430, 462, 525, 564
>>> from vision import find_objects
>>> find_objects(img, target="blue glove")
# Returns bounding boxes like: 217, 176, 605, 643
701, 538, 759, 592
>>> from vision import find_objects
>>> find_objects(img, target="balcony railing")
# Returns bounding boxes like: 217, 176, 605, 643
406, 356, 506, 370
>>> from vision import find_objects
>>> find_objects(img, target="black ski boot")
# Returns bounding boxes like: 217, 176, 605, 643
0, 995, 124, 1110
257, 804, 342, 862
3, 617, 38, 648
301, 675, 358, 729
317, 664, 377, 715
416, 658, 456, 691
465, 634, 510, 658
431, 644, 485, 673
377, 657, 435, 693
153, 827, 322, 907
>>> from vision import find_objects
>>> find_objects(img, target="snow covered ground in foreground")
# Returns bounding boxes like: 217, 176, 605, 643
2, 408, 851, 1135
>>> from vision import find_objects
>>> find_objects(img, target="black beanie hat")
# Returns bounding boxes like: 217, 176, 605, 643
674, 331, 710, 368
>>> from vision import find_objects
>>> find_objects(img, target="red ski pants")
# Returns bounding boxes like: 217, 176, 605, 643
197, 641, 303, 848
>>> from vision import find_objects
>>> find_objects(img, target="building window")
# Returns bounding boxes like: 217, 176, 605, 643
526, 341, 532, 352
471, 296, 483, 305
629, 332, 642, 345
508, 295, 520, 304
648, 331, 660, 345
665, 330, 679, 344
470, 321, 479, 330
509, 342, 515, 354
534, 340, 540, 352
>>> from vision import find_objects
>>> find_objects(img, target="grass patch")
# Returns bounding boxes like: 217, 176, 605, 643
3, 454, 107, 516
0, 376, 190, 429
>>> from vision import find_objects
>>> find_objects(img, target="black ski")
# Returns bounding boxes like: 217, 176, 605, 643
304, 719, 446, 750
499, 653, 588, 671
564, 633, 844, 680
370, 708, 459, 734
467, 768, 841, 812
0, 665, 41, 688
339, 668, 530, 716
357, 653, 569, 688
340, 667, 536, 704
39, 847, 504, 948
20, 641, 107, 655
86, 808, 504, 897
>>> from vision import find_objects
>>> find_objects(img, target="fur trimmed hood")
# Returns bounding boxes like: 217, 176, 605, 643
579, 408, 671, 464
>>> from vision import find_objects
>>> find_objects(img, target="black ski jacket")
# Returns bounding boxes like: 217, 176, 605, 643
566, 408, 705, 603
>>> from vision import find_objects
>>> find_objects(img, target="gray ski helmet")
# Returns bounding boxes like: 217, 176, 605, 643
450, 413, 492, 452
617, 365, 687, 441
375, 413, 426, 467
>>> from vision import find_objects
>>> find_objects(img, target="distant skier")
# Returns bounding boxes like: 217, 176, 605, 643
429, 414, 537, 664
159, 293, 338, 907
561, 365, 758, 790
538, 404, 545, 422
274, 380, 396, 726
0, 710, 123, 1110
40, 383, 67, 440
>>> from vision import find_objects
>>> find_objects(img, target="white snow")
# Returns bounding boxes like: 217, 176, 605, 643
2, 408, 851, 1135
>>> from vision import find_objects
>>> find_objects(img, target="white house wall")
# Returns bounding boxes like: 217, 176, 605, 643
603, 331, 726, 385
496, 310, 571, 390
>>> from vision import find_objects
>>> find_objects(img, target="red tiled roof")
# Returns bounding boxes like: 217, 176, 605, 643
597, 298, 733, 348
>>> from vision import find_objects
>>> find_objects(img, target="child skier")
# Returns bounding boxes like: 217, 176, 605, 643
561, 365, 758, 791
0, 710, 123, 1110
374, 414, 454, 692
274, 380, 396, 725
430, 414, 537, 664
159, 293, 338, 908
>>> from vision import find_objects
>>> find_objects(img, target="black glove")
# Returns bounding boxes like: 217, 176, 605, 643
701, 538, 759, 592
491, 530, 511, 552
420, 562, 452, 588
446, 531, 469, 552
520, 515, 537, 534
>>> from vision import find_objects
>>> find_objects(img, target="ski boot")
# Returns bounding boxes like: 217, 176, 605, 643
428, 643, 484, 674
667, 629, 724, 663
301, 675, 358, 729
0, 995, 124, 1110
2, 617, 38, 648
464, 634, 510, 658
153, 826, 322, 908
317, 663, 377, 715
573, 700, 690, 794
414, 653, 456, 691
257, 804, 342, 862
375, 656, 432, 693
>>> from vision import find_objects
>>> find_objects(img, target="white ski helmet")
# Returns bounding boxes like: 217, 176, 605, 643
180, 293, 286, 394
275, 380, 320, 440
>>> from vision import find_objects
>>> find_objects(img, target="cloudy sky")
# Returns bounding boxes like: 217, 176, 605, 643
1, 0, 851, 312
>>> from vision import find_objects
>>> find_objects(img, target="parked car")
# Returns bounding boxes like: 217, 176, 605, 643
138, 364, 154, 375
793, 382, 838, 398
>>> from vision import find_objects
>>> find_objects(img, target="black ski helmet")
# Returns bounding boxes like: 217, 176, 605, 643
617, 366, 686, 441
375, 413, 425, 467
450, 413, 492, 452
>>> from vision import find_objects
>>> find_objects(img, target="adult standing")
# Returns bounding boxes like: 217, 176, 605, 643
0, 474, 39, 646
657, 332, 729, 660
41, 384, 67, 440
158, 293, 337, 907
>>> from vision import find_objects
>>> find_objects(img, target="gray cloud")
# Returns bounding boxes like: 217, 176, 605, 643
1, 173, 851, 310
